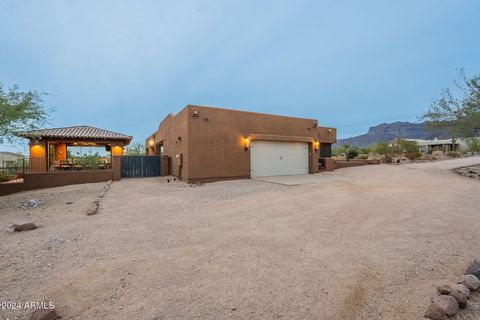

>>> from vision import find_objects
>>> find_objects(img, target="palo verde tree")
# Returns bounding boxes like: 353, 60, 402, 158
422, 70, 480, 141
126, 143, 147, 155
0, 83, 50, 144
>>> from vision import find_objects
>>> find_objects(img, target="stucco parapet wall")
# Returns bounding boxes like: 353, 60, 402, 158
249, 134, 314, 143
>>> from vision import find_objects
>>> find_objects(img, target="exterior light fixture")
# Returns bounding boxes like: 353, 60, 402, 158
148, 139, 154, 147
244, 137, 250, 150
314, 140, 319, 151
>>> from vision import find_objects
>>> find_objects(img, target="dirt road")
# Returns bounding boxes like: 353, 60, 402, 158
1, 157, 479, 319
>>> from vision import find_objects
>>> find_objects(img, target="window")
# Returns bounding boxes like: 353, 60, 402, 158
320, 143, 332, 158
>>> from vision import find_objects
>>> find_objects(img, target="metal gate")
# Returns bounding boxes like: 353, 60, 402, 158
121, 155, 161, 178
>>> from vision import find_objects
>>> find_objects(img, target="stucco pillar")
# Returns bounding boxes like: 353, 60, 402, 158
111, 156, 122, 181
309, 142, 320, 174
29, 140, 47, 172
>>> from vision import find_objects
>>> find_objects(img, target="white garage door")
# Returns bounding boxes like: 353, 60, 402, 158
250, 140, 309, 178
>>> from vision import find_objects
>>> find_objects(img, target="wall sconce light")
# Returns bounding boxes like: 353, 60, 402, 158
148, 139, 155, 147
314, 140, 319, 151
244, 137, 250, 150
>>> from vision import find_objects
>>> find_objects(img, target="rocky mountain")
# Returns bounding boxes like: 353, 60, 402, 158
337, 122, 450, 147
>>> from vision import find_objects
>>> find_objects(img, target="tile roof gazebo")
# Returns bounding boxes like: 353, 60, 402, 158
19, 125, 132, 172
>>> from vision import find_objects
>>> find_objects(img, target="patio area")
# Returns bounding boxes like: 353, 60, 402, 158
19, 125, 132, 173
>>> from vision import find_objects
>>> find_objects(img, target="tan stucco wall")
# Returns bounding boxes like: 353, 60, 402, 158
147, 105, 337, 182
148, 108, 190, 179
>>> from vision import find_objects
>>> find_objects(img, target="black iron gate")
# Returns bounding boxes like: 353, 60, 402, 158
121, 155, 161, 178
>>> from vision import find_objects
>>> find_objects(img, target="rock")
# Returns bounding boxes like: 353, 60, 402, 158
66, 201, 73, 204
466, 260, 480, 279
86, 204, 98, 215
29, 308, 58, 320
16, 199, 43, 210
424, 302, 448, 320
460, 274, 480, 291
431, 295, 459, 316
10, 222, 37, 232
437, 283, 470, 308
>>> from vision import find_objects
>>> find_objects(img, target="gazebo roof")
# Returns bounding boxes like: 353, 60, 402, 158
19, 125, 132, 144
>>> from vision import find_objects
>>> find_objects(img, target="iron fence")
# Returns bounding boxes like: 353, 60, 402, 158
0, 157, 114, 183
0, 165, 24, 183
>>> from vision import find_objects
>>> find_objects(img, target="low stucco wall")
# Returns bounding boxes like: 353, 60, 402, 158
0, 170, 114, 196
334, 159, 381, 169
320, 158, 335, 171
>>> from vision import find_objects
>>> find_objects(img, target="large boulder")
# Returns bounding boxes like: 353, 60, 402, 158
424, 302, 448, 320
460, 274, 480, 291
431, 295, 459, 316
437, 283, 470, 308
466, 260, 480, 279
29, 309, 58, 320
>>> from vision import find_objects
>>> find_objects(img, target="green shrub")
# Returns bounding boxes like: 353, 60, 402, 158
467, 138, 480, 152
397, 139, 419, 153
372, 142, 392, 155
347, 148, 359, 160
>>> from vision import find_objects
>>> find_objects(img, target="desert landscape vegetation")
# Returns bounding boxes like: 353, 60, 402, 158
1, 157, 480, 320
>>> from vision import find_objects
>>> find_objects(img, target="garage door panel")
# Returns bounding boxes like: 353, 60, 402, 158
250, 141, 308, 178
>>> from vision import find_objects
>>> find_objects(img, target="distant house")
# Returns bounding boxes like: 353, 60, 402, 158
0, 151, 24, 167
406, 138, 471, 154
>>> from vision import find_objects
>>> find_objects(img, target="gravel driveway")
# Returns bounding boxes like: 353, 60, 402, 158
1, 157, 480, 320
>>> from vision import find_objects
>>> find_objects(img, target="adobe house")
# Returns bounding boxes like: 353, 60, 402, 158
146, 105, 336, 182
19, 125, 132, 172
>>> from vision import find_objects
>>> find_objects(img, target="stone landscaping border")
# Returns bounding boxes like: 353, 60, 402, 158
453, 165, 480, 180
424, 260, 480, 319
86, 180, 112, 216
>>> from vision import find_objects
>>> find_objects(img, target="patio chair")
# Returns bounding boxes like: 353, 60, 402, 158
60, 160, 73, 170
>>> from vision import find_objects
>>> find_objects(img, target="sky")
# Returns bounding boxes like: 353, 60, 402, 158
1, 0, 480, 153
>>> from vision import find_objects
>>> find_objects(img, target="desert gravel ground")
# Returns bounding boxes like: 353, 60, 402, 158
1, 157, 480, 320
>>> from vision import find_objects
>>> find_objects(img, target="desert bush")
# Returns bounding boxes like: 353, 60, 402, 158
332, 146, 343, 156
405, 152, 421, 160
347, 148, 359, 160
372, 142, 392, 155
384, 154, 392, 163
398, 139, 418, 153
446, 151, 460, 158
0, 172, 7, 182
356, 154, 368, 160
